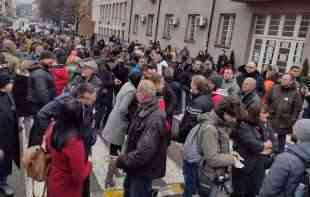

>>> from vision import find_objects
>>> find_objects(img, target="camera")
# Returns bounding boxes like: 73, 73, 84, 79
215, 174, 233, 195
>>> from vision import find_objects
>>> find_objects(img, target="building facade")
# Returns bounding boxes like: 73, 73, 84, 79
92, 0, 310, 71
92, 0, 129, 41
0, 0, 16, 17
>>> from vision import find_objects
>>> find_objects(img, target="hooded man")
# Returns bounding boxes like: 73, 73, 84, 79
260, 119, 310, 197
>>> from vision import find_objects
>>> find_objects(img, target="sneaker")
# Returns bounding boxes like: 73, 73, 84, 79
0, 184, 14, 196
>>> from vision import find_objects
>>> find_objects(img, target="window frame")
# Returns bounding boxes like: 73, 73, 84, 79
146, 14, 154, 37
163, 14, 174, 40
215, 13, 236, 49
185, 14, 200, 43
133, 14, 139, 34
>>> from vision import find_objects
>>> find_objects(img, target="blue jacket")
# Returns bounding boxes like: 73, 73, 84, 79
260, 143, 310, 197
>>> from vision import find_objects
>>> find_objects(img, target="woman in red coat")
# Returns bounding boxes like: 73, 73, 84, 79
45, 99, 92, 197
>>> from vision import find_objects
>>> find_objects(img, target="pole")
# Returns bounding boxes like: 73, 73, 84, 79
206, 0, 216, 50
154, 0, 162, 43
127, 0, 134, 43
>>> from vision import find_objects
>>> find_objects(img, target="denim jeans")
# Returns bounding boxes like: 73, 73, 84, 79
124, 175, 152, 197
183, 160, 199, 197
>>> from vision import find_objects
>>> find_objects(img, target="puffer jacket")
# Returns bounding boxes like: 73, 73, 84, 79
260, 143, 310, 197
198, 111, 235, 180
116, 98, 168, 180
178, 92, 214, 143
266, 84, 302, 131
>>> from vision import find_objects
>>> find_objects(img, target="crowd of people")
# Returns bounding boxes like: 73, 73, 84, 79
0, 28, 309, 197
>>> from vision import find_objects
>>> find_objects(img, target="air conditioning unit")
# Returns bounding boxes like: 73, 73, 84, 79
197, 16, 207, 27
141, 15, 147, 24
172, 17, 180, 26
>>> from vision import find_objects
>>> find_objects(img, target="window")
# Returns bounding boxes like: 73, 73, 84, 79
146, 14, 154, 36
282, 15, 297, 37
250, 14, 310, 72
254, 15, 266, 35
185, 14, 199, 42
163, 14, 173, 39
299, 15, 310, 38
216, 14, 235, 48
268, 15, 281, 36
133, 14, 139, 34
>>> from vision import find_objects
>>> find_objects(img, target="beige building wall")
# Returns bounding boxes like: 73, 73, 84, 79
156, 0, 213, 55
208, 0, 253, 67
129, 0, 158, 44
93, 0, 129, 41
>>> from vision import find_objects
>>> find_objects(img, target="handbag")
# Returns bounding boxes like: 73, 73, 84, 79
22, 145, 51, 182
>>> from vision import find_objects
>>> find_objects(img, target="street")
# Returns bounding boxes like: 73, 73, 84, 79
4, 129, 184, 197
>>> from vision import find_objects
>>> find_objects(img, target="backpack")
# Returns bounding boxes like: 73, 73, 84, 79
288, 150, 310, 197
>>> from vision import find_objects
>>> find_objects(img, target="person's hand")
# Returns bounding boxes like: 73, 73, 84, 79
232, 151, 244, 161
261, 149, 272, 155
0, 149, 4, 160
264, 140, 273, 150
114, 79, 122, 85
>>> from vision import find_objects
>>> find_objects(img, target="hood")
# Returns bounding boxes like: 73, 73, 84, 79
287, 143, 310, 162
199, 110, 228, 128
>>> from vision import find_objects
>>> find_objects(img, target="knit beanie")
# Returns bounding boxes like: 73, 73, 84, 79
294, 119, 310, 143
209, 75, 223, 89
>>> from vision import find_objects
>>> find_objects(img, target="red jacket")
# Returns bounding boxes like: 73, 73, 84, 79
50, 66, 69, 96
46, 128, 92, 197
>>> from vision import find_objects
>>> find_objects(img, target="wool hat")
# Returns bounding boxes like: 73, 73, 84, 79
209, 75, 223, 89
0, 72, 12, 88
294, 119, 310, 143
39, 51, 55, 61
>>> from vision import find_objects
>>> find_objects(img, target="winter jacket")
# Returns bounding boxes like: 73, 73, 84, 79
13, 73, 32, 116
231, 121, 266, 196
198, 111, 235, 180
260, 143, 310, 197
239, 91, 261, 111
27, 66, 56, 111
28, 93, 96, 153
50, 66, 70, 96
102, 82, 137, 146
116, 98, 168, 180
46, 126, 92, 197
266, 84, 302, 132
237, 71, 265, 97
0, 92, 20, 177
222, 78, 240, 97
179, 92, 214, 143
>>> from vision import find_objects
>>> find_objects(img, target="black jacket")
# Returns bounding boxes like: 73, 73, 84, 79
231, 121, 265, 196
27, 67, 56, 109
116, 98, 168, 180
260, 143, 310, 197
13, 74, 32, 117
0, 92, 20, 177
179, 92, 214, 143
28, 93, 96, 154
